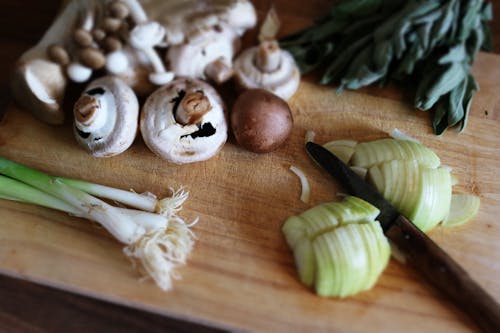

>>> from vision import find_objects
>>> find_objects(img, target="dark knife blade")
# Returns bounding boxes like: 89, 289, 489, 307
305, 141, 500, 333
305, 141, 398, 231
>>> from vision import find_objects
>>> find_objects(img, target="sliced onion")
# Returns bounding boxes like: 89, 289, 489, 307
351, 138, 440, 169
442, 194, 480, 227
323, 139, 357, 164
304, 130, 316, 143
282, 196, 390, 297
258, 6, 281, 42
289, 165, 310, 203
389, 128, 420, 143
351, 166, 367, 179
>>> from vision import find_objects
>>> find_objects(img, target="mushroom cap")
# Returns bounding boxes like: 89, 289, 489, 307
129, 21, 166, 49
140, 78, 227, 164
230, 89, 293, 153
167, 23, 239, 81
73, 76, 139, 157
107, 46, 156, 97
233, 45, 301, 101
10, 58, 67, 125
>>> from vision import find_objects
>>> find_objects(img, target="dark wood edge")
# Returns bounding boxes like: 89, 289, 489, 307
0, 274, 229, 333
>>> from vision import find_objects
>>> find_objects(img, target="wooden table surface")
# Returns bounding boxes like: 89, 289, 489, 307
1, 1, 500, 332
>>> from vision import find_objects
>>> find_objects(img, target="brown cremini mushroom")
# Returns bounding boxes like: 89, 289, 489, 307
73, 76, 139, 157
140, 78, 227, 164
230, 89, 293, 153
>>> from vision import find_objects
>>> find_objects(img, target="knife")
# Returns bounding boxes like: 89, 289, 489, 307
305, 141, 500, 333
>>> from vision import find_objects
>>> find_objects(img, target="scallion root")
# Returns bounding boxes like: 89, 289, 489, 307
155, 187, 189, 219
124, 216, 195, 291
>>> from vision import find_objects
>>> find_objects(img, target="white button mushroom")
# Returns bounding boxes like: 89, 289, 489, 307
73, 76, 139, 157
233, 40, 301, 101
140, 78, 228, 164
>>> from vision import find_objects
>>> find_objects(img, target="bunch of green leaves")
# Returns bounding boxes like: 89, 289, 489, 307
281, 0, 492, 135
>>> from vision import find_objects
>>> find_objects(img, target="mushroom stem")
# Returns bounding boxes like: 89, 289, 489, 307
175, 92, 211, 125
80, 8, 95, 31
142, 47, 174, 85
130, 22, 174, 85
74, 93, 110, 132
204, 58, 234, 84
74, 94, 99, 124
255, 40, 281, 73
121, 0, 148, 24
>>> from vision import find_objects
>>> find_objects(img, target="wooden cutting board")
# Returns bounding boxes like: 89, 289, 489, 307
1, 1, 499, 332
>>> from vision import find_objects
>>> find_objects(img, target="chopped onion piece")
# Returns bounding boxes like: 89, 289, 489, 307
389, 128, 420, 143
351, 166, 367, 179
289, 165, 310, 204
259, 6, 281, 42
323, 140, 357, 164
305, 130, 316, 143
442, 194, 480, 227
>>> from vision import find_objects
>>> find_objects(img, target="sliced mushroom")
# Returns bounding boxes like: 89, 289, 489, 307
10, 0, 93, 124
140, 78, 227, 164
233, 40, 301, 100
73, 76, 139, 157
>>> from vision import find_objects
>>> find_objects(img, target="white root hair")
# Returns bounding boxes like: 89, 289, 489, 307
155, 187, 189, 219
123, 216, 195, 291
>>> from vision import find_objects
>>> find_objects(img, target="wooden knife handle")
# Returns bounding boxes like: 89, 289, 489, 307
386, 215, 500, 333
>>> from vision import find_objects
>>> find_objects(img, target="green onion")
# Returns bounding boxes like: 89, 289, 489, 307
0, 157, 194, 291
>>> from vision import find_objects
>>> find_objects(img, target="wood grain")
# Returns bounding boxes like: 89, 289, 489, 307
1, 1, 499, 332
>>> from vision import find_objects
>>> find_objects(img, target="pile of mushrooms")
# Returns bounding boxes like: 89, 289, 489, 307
144, 0, 257, 84
11, 0, 301, 162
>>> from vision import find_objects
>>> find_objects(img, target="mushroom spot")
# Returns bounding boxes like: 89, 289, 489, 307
86, 87, 106, 96
75, 126, 91, 139
181, 122, 216, 139
171, 89, 187, 112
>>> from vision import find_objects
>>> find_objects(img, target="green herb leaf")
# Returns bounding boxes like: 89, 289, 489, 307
280, 0, 493, 134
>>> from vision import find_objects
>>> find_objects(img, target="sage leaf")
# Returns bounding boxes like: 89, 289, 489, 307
281, 0, 492, 135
